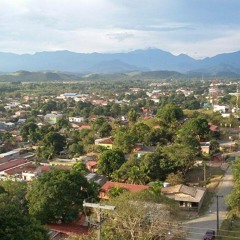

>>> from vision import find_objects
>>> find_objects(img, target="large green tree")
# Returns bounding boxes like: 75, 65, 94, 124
98, 149, 126, 176
157, 104, 184, 124
27, 169, 97, 224
38, 131, 66, 159
0, 182, 48, 240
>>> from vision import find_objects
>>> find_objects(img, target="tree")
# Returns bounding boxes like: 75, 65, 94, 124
109, 186, 128, 198
100, 192, 185, 240
69, 143, 84, 156
39, 131, 66, 159
127, 166, 149, 184
92, 117, 112, 137
128, 108, 137, 122
20, 122, 39, 142
0, 202, 49, 240
98, 122, 112, 138
166, 172, 184, 185
185, 117, 210, 141
140, 153, 161, 180
113, 127, 135, 153
157, 104, 183, 124
227, 158, 240, 217
98, 149, 125, 176
0, 182, 48, 240
156, 143, 196, 179
27, 169, 97, 224
130, 122, 150, 143
72, 161, 87, 174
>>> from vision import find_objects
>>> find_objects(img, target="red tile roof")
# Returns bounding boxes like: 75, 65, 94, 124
48, 223, 89, 236
101, 181, 148, 193
4, 162, 34, 175
0, 159, 29, 172
96, 137, 114, 144
86, 161, 97, 167
209, 124, 219, 132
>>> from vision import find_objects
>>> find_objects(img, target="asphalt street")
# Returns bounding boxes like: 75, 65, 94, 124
185, 165, 234, 240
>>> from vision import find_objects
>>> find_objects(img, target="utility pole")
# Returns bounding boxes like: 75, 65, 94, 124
83, 202, 116, 240
216, 195, 223, 234
203, 160, 206, 186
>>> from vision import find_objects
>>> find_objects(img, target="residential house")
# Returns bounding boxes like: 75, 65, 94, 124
44, 113, 63, 125
4, 162, 40, 181
161, 184, 206, 211
69, 116, 84, 123
86, 161, 98, 173
213, 105, 229, 113
48, 223, 89, 240
0, 158, 30, 180
209, 123, 220, 138
85, 173, 107, 186
95, 137, 114, 149
200, 142, 210, 155
0, 149, 21, 163
99, 181, 149, 199
15, 110, 28, 117
133, 144, 156, 158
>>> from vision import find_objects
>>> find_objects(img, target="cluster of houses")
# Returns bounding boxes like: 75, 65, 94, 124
0, 82, 238, 239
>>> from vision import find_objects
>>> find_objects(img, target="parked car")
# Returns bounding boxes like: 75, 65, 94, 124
203, 230, 215, 240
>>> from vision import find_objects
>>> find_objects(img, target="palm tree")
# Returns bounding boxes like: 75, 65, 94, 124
127, 166, 149, 184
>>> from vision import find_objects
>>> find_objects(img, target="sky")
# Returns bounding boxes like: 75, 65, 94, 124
0, 0, 240, 59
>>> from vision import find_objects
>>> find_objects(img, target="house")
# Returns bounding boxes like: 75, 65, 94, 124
44, 113, 63, 125
161, 184, 206, 211
0, 158, 31, 180
0, 149, 21, 163
209, 123, 220, 138
85, 173, 107, 186
200, 142, 210, 155
211, 152, 222, 162
69, 116, 84, 123
48, 223, 89, 240
86, 161, 98, 173
99, 181, 149, 199
95, 137, 114, 149
15, 110, 28, 117
60, 93, 77, 99
133, 144, 156, 158
4, 162, 40, 181
213, 105, 229, 113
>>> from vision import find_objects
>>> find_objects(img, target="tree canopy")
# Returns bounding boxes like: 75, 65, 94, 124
98, 149, 126, 176
0, 181, 48, 240
27, 169, 98, 224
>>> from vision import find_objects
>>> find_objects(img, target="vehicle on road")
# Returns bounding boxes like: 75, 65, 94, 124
203, 230, 215, 240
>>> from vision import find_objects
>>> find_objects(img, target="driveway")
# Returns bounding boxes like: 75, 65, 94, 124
185, 165, 234, 240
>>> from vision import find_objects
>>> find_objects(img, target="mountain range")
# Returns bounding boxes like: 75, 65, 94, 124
0, 48, 240, 76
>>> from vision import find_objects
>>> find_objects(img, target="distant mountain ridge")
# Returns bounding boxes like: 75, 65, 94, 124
0, 48, 240, 76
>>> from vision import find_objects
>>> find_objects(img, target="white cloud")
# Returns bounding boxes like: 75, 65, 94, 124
0, 0, 239, 58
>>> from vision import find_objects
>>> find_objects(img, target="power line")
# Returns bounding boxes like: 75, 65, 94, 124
83, 202, 116, 240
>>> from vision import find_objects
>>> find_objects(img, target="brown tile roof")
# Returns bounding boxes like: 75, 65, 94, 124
48, 223, 89, 236
161, 184, 206, 203
4, 162, 35, 175
0, 159, 29, 172
86, 161, 98, 167
95, 137, 114, 144
101, 181, 148, 193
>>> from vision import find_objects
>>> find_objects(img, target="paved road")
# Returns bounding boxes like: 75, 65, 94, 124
185, 165, 234, 240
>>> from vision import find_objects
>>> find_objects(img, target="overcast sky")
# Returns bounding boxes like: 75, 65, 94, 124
1, 0, 240, 58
